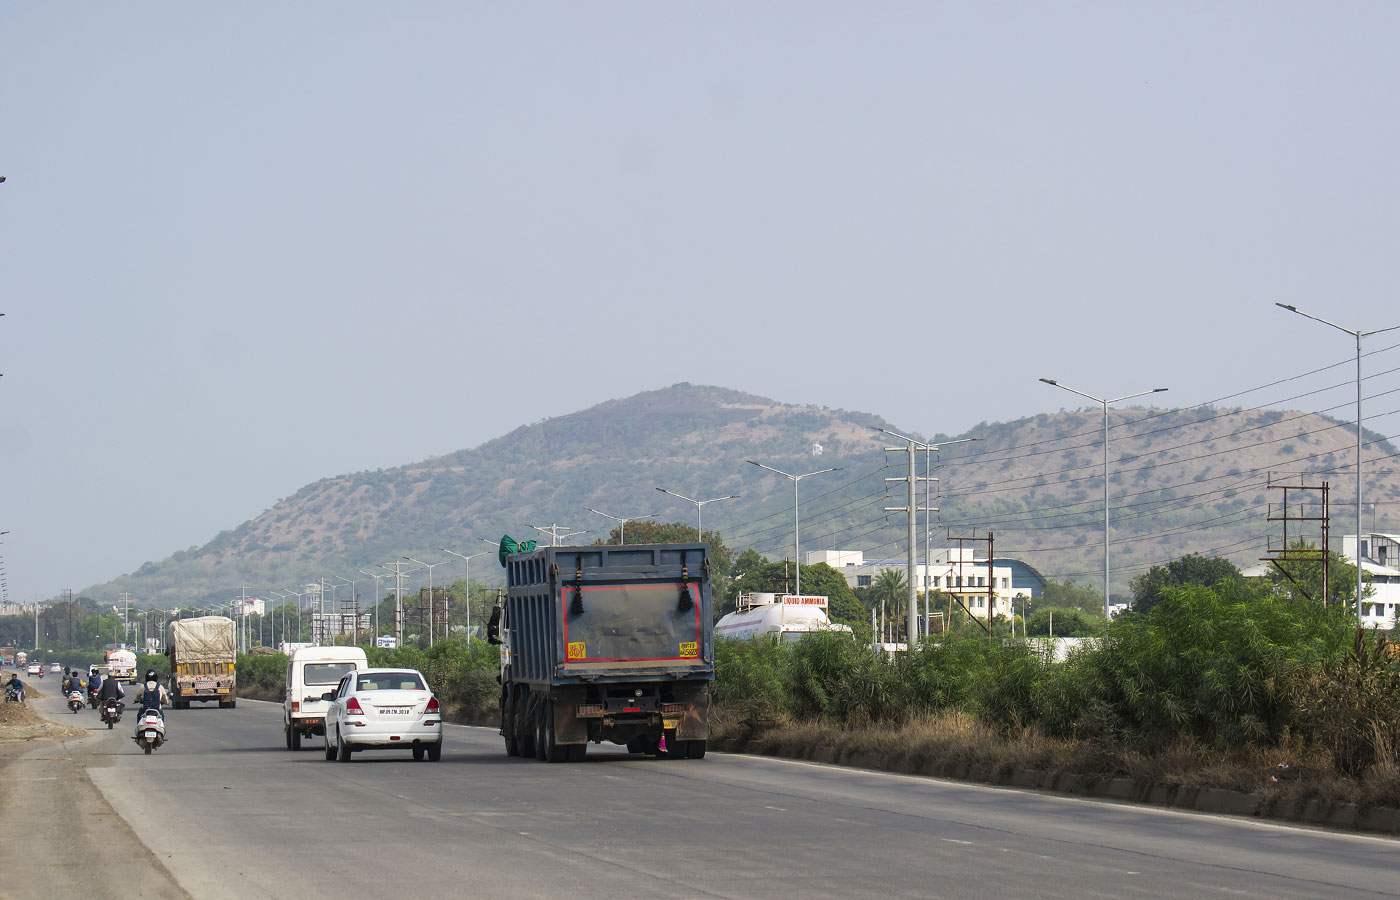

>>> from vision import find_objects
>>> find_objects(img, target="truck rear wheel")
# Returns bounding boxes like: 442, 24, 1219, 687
503, 692, 520, 757
686, 740, 707, 760
516, 692, 535, 759
568, 742, 587, 762
534, 705, 547, 761
543, 701, 568, 763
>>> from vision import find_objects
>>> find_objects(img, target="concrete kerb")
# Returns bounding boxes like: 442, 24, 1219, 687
713, 734, 1400, 836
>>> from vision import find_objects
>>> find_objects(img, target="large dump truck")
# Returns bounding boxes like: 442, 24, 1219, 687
167, 616, 237, 709
488, 542, 714, 762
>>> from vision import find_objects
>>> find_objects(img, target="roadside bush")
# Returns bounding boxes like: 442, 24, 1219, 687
713, 637, 790, 722
1295, 631, 1400, 780
788, 631, 905, 723
236, 653, 286, 700
1058, 580, 1351, 748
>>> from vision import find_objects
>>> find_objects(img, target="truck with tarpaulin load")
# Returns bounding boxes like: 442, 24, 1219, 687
166, 616, 238, 708
488, 539, 714, 762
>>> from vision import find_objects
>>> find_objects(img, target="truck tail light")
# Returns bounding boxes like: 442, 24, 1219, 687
661, 703, 687, 715
576, 704, 604, 717
345, 697, 365, 716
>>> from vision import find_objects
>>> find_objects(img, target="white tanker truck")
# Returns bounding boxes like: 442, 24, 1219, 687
714, 593, 854, 642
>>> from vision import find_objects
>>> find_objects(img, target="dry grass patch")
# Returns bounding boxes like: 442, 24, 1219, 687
714, 707, 1400, 811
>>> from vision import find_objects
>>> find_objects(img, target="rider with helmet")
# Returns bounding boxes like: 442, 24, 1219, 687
137, 669, 170, 714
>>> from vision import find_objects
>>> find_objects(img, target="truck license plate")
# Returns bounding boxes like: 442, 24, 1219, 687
195, 681, 215, 690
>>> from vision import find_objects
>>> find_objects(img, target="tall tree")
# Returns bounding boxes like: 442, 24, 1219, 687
1130, 554, 1241, 615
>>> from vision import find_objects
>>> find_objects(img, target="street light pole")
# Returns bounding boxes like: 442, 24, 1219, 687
405, 557, 446, 647
655, 488, 740, 539
1276, 303, 1400, 625
357, 569, 388, 645
745, 460, 841, 596
441, 548, 492, 641
1040, 379, 1167, 620
587, 509, 658, 546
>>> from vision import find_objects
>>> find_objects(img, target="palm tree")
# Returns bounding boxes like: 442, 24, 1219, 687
872, 569, 907, 643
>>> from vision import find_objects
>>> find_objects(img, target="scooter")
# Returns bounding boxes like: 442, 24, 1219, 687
68, 690, 85, 713
134, 708, 166, 754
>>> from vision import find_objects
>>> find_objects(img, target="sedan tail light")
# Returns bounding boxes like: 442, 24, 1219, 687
425, 696, 439, 714
345, 697, 365, 716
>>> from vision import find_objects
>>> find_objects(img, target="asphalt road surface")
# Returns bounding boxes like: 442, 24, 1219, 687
28, 694, 1400, 899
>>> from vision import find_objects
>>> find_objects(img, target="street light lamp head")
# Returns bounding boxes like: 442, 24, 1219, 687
1276, 303, 1298, 312
1038, 378, 1057, 385
1153, 387, 1169, 393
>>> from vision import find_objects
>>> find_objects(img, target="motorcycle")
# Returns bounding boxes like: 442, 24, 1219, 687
88, 685, 101, 709
68, 690, 85, 713
100, 697, 124, 730
4, 685, 22, 703
134, 708, 165, 754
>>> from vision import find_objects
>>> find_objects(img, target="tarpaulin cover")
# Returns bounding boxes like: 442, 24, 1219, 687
168, 616, 236, 664
497, 534, 537, 567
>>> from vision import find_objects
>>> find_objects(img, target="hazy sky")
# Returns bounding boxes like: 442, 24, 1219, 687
3, 2, 1398, 603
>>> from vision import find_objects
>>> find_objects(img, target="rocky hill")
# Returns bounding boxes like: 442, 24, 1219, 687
81, 384, 1399, 607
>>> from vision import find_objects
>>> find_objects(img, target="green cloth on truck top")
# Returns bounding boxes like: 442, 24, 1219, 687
497, 534, 537, 567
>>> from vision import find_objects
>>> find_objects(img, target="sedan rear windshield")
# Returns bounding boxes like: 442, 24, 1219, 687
357, 672, 425, 691
303, 662, 357, 686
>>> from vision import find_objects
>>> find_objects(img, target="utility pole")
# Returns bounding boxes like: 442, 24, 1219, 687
880, 431, 978, 647
379, 561, 417, 646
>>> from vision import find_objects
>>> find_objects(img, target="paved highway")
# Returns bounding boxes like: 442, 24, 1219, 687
37, 695, 1400, 899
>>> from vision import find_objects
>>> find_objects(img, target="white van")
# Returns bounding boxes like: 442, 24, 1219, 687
284, 646, 368, 750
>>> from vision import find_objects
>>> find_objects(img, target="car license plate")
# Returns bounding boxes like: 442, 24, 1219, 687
379, 707, 411, 715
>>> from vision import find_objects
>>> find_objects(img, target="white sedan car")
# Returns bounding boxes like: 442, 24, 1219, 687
323, 668, 442, 762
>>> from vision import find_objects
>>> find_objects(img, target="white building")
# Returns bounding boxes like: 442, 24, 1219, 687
1344, 533, 1400, 630
233, 597, 266, 617
803, 548, 1044, 623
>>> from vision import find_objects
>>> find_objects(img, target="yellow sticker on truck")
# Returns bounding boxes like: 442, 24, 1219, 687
567, 642, 586, 659
679, 641, 698, 658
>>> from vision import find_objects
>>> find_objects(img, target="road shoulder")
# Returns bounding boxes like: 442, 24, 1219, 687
0, 689, 189, 900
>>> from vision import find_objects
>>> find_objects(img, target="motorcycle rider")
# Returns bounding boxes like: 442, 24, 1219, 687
64, 669, 85, 697
88, 668, 103, 699
97, 670, 126, 715
137, 669, 170, 715
4, 671, 23, 701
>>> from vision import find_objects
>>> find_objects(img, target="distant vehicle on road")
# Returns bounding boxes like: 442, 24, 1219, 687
167, 616, 237, 708
284, 646, 367, 751
492, 541, 714, 762
105, 648, 138, 681
322, 668, 441, 762
49, 663, 62, 673
26, 663, 42, 677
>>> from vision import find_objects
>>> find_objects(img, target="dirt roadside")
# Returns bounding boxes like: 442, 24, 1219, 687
0, 680, 189, 900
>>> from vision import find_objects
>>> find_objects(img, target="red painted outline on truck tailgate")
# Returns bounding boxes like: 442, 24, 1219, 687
562, 583, 702, 663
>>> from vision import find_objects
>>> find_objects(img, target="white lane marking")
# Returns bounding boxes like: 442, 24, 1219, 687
942, 839, 972, 845
764, 806, 787, 811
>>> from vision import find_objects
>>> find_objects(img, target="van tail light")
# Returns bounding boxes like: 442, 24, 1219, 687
345, 697, 365, 716
291, 701, 300, 712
